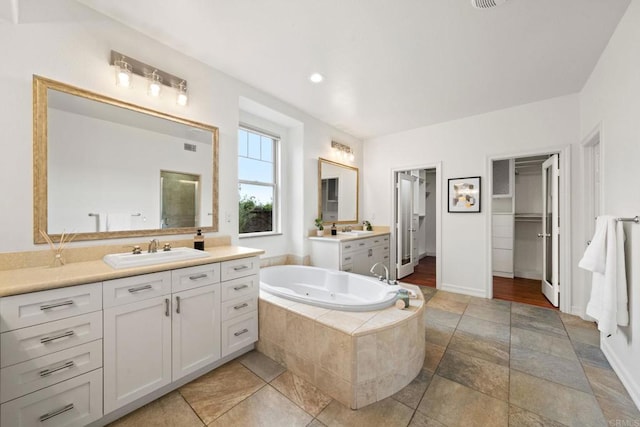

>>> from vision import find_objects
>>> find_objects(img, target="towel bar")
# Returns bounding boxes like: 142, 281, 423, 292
594, 216, 639, 223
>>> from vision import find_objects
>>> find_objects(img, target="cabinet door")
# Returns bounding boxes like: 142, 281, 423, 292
352, 248, 375, 276
103, 296, 172, 414
172, 285, 221, 381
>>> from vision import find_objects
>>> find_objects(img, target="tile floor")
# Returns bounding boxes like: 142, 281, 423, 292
109, 287, 640, 426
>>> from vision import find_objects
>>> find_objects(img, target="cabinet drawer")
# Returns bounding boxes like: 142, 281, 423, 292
0, 340, 102, 403
341, 242, 356, 253
353, 239, 372, 250
220, 275, 259, 302
341, 252, 356, 266
492, 248, 514, 273
220, 257, 259, 281
221, 295, 257, 321
0, 283, 102, 333
103, 271, 171, 308
172, 263, 220, 293
1, 311, 102, 368
221, 312, 258, 358
0, 369, 102, 427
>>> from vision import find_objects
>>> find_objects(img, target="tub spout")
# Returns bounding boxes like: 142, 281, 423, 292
370, 262, 394, 285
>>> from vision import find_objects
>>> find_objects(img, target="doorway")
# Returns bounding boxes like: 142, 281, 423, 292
489, 150, 568, 309
393, 165, 440, 288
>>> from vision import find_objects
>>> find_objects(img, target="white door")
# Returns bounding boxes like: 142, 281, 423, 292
172, 284, 221, 381
397, 173, 416, 278
103, 296, 172, 414
541, 154, 560, 306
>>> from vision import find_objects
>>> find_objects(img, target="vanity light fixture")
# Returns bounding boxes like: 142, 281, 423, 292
109, 50, 188, 106
147, 70, 162, 97
176, 81, 188, 106
331, 141, 355, 161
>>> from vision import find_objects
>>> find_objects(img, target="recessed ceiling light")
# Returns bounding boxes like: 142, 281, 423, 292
309, 73, 324, 83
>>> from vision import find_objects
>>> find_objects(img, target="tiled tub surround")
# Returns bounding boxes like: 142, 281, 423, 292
257, 284, 425, 409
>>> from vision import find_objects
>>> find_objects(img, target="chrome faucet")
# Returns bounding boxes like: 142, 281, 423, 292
370, 262, 396, 285
148, 238, 159, 253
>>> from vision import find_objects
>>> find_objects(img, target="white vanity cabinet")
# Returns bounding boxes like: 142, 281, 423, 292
0, 282, 104, 427
310, 234, 390, 276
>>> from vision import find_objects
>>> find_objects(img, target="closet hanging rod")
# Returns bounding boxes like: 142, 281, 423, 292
594, 216, 639, 223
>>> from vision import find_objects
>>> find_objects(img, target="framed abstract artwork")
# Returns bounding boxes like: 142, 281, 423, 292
448, 176, 481, 213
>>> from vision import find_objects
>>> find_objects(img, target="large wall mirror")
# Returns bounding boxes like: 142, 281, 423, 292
318, 158, 358, 224
33, 75, 219, 243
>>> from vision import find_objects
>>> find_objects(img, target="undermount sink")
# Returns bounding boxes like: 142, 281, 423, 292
338, 230, 374, 236
103, 247, 211, 269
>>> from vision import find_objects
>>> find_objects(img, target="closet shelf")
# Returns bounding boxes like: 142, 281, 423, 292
515, 213, 542, 222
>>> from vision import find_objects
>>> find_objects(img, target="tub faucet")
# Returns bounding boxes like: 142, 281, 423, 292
148, 238, 159, 253
370, 262, 390, 284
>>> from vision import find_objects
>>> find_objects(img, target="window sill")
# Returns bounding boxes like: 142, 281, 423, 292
239, 232, 283, 239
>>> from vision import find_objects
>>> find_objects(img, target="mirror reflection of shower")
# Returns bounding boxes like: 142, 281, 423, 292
160, 170, 201, 228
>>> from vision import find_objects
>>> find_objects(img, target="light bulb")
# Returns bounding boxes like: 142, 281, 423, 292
176, 81, 188, 106
147, 71, 162, 97
114, 57, 132, 88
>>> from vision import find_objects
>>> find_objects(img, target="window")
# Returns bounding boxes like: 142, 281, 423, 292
238, 126, 279, 235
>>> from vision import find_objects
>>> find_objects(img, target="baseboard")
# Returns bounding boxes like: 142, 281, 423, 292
601, 340, 640, 411
493, 271, 514, 279
440, 282, 487, 298
421, 252, 437, 258
514, 270, 541, 280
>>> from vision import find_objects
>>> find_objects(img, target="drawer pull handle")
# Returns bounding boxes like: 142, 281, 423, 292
40, 300, 74, 311
233, 303, 249, 310
234, 328, 249, 337
189, 273, 208, 280
233, 284, 249, 291
345, 257, 352, 261
39, 361, 75, 377
39, 403, 74, 422
345, 245, 352, 249
41, 330, 75, 344
128, 284, 152, 293
233, 265, 249, 271
165, 298, 170, 317
176, 296, 181, 314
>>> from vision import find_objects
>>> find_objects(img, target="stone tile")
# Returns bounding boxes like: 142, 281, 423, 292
596, 395, 640, 426
423, 344, 446, 374
565, 325, 600, 347
419, 286, 437, 300
512, 303, 561, 321
508, 405, 567, 427
573, 341, 612, 369
510, 346, 592, 393
463, 303, 511, 326
511, 313, 568, 339
356, 333, 377, 383
259, 300, 287, 344
433, 290, 472, 303
448, 330, 510, 366
238, 350, 286, 383
286, 311, 316, 361
392, 368, 433, 409
417, 375, 509, 427
456, 315, 510, 344
436, 349, 509, 400
270, 371, 333, 417
426, 294, 468, 314
583, 363, 636, 406
287, 302, 331, 320
315, 366, 352, 407
315, 323, 352, 381
109, 391, 203, 427
408, 411, 447, 427
317, 397, 414, 426
179, 361, 265, 424
209, 385, 313, 426
468, 296, 511, 311
510, 370, 607, 427
425, 320, 455, 347
306, 419, 327, 427
316, 309, 376, 334
424, 307, 461, 328
511, 327, 577, 361
559, 312, 597, 330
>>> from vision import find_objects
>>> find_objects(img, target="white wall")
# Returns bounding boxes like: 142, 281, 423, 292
0, 0, 361, 259
363, 95, 579, 297
424, 171, 437, 256
579, 0, 640, 408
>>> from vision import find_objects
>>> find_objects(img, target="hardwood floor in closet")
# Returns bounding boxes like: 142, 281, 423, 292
403, 257, 557, 310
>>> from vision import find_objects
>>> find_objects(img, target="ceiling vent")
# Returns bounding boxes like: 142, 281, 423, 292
471, 0, 509, 9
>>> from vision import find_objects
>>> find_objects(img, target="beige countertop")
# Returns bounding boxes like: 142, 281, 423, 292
308, 230, 390, 243
0, 246, 264, 297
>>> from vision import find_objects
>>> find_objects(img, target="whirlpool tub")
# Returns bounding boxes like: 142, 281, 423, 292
259, 265, 398, 312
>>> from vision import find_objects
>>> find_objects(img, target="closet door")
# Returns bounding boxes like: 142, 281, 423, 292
540, 155, 559, 307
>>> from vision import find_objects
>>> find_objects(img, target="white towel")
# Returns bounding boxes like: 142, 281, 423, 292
579, 215, 629, 336
106, 213, 131, 231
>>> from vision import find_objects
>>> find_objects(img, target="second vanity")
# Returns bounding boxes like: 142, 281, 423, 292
308, 231, 390, 276
0, 245, 263, 426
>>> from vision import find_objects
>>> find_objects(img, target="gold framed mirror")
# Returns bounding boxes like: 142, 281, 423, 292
33, 75, 219, 243
318, 158, 359, 224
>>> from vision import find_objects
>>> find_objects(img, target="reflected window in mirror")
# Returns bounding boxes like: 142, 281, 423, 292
238, 126, 280, 235
318, 158, 359, 224
33, 75, 219, 243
